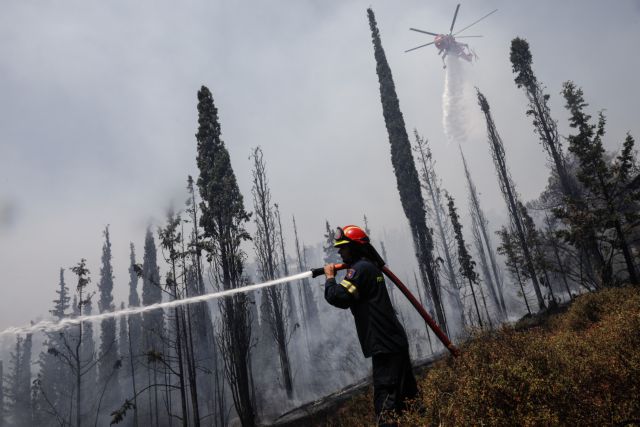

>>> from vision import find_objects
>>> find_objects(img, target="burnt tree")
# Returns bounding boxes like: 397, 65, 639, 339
250, 146, 294, 399
413, 132, 465, 331
477, 89, 546, 310
460, 146, 507, 319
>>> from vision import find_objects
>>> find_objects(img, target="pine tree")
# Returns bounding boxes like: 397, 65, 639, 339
557, 82, 639, 285
511, 37, 605, 289
543, 213, 574, 299
446, 195, 485, 328
510, 37, 574, 196
477, 89, 546, 310
497, 227, 532, 314
460, 146, 507, 319
195, 85, 255, 426
367, 8, 448, 333
41, 259, 94, 427
519, 202, 557, 305
34, 268, 73, 426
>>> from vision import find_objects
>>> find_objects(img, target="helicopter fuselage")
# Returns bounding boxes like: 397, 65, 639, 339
434, 34, 473, 62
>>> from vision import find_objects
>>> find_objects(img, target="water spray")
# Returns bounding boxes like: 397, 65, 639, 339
311, 263, 460, 358
0, 271, 313, 337
2, 265, 460, 357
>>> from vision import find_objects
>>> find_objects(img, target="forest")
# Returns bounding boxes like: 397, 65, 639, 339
1, 5, 639, 427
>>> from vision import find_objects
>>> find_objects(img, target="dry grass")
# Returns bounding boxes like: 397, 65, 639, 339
328, 287, 640, 426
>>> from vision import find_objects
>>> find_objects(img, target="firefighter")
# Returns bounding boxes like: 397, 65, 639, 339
324, 225, 418, 426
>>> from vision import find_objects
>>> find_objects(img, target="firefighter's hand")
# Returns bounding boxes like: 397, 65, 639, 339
324, 264, 336, 279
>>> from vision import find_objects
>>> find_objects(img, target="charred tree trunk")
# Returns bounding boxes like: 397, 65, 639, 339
471, 214, 499, 322
477, 90, 546, 310
293, 216, 318, 327
275, 205, 299, 327
510, 38, 604, 287
251, 146, 295, 400
460, 146, 507, 318
413, 133, 465, 331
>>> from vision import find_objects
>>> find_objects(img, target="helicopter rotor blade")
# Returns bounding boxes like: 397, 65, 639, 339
410, 28, 439, 36
449, 4, 460, 34
405, 41, 436, 53
455, 35, 483, 39
454, 9, 497, 36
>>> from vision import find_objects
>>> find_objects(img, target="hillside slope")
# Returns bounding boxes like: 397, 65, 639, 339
325, 287, 640, 426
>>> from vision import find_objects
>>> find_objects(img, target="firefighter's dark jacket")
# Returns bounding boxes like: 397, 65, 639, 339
324, 257, 408, 358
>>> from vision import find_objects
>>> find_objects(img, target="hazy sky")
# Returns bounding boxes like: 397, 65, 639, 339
1, 0, 639, 331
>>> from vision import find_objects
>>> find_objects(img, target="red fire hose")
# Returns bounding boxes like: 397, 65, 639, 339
312, 263, 460, 357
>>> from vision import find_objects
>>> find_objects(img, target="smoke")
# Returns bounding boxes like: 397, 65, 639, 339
0, 198, 18, 232
442, 56, 471, 145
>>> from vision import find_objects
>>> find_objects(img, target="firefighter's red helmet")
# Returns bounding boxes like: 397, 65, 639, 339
334, 225, 370, 247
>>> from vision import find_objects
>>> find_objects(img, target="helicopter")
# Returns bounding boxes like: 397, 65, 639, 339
406, 4, 497, 68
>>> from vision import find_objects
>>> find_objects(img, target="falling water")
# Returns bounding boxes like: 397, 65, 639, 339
0, 270, 314, 337
442, 55, 468, 145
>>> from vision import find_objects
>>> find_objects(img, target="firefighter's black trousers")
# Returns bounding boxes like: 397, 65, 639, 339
372, 350, 418, 426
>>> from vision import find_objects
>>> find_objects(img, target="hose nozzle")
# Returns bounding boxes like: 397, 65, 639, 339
310, 263, 347, 278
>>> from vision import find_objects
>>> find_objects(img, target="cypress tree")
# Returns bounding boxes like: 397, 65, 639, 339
367, 8, 448, 333
141, 228, 163, 344
128, 243, 140, 308
195, 85, 255, 426
97, 225, 119, 424
140, 228, 162, 424
477, 89, 546, 310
